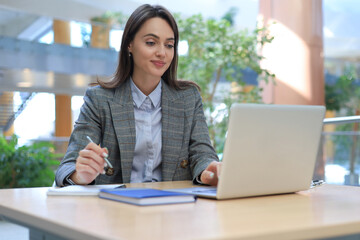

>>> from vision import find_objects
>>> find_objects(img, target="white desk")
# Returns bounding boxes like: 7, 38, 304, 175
1, 181, 360, 240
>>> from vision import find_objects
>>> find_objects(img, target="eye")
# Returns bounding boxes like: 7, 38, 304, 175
146, 41, 155, 46
166, 44, 174, 49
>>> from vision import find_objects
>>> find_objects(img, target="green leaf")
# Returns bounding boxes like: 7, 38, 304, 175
0, 135, 61, 188
176, 12, 275, 152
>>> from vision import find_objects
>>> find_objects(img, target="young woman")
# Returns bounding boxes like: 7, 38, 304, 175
55, 4, 220, 187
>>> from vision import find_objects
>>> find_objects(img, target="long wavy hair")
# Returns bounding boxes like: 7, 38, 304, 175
98, 4, 198, 90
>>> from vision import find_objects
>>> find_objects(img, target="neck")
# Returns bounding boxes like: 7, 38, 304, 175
131, 74, 161, 96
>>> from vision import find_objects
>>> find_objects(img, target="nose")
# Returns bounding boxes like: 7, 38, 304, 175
156, 45, 166, 58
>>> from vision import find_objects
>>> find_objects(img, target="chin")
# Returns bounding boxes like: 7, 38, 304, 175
150, 71, 167, 78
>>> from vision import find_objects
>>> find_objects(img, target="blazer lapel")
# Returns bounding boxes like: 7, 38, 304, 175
109, 80, 136, 183
161, 82, 185, 181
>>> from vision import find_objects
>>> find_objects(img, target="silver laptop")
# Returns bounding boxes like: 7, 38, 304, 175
170, 103, 325, 200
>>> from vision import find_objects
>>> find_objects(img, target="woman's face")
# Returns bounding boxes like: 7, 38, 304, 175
128, 17, 175, 81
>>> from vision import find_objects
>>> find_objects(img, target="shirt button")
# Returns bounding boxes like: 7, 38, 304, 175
180, 159, 189, 168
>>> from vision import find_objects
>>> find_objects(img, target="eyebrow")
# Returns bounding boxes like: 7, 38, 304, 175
143, 33, 175, 41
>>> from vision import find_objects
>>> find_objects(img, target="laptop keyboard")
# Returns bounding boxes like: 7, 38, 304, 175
192, 188, 217, 194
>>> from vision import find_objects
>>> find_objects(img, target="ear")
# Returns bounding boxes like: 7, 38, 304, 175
128, 42, 133, 53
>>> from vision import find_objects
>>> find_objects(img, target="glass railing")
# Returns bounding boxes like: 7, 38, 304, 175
320, 116, 360, 186
7, 115, 360, 187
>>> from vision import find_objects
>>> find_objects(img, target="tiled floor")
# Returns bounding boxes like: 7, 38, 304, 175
0, 219, 28, 240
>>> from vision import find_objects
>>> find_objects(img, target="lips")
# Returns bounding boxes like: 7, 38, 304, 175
151, 60, 166, 68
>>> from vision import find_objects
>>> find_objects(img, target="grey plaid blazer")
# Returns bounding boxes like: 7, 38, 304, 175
55, 79, 218, 186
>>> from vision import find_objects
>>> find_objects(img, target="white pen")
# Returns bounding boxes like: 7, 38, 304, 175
86, 136, 114, 169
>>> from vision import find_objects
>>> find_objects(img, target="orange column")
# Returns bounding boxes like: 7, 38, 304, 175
259, 0, 324, 106
53, 20, 72, 137
259, 0, 325, 180
0, 92, 14, 136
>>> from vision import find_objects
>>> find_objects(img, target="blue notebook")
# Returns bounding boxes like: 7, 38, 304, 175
99, 188, 197, 206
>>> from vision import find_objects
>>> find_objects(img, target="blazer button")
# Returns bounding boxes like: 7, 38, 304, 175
106, 167, 114, 176
180, 159, 189, 168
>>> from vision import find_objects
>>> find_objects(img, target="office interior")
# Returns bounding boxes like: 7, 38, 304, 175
0, 0, 360, 238
1, 0, 359, 184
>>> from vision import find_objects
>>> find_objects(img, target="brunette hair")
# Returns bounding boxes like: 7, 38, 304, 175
97, 4, 198, 90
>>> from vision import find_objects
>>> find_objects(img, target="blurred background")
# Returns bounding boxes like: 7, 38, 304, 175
0, 0, 360, 189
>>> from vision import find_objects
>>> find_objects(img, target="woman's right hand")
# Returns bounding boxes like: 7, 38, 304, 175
70, 142, 108, 185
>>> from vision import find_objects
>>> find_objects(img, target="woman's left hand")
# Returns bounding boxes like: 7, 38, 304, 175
200, 161, 222, 186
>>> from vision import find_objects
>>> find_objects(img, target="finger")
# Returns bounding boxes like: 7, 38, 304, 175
85, 142, 109, 166
76, 155, 105, 174
200, 170, 218, 186
77, 162, 103, 176
102, 147, 109, 167
103, 147, 109, 155
86, 142, 106, 157
78, 151, 105, 174
79, 149, 106, 169
206, 161, 220, 172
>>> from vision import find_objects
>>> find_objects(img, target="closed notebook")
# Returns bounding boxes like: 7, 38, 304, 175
99, 188, 196, 206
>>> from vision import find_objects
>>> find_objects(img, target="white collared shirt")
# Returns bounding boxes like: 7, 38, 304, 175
130, 78, 162, 183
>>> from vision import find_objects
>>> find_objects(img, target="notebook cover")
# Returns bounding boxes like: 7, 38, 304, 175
99, 188, 196, 206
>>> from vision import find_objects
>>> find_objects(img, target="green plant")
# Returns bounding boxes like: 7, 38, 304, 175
176, 12, 275, 153
0, 135, 60, 188
325, 65, 360, 172
325, 65, 360, 112
91, 11, 128, 28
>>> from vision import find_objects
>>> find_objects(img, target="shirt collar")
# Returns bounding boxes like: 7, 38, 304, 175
130, 77, 162, 108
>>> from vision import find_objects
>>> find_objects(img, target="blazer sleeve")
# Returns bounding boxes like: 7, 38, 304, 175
188, 87, 219, 181
55, 87, 103, 186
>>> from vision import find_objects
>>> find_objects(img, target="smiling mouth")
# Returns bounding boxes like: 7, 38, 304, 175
151, 60, 166, 67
